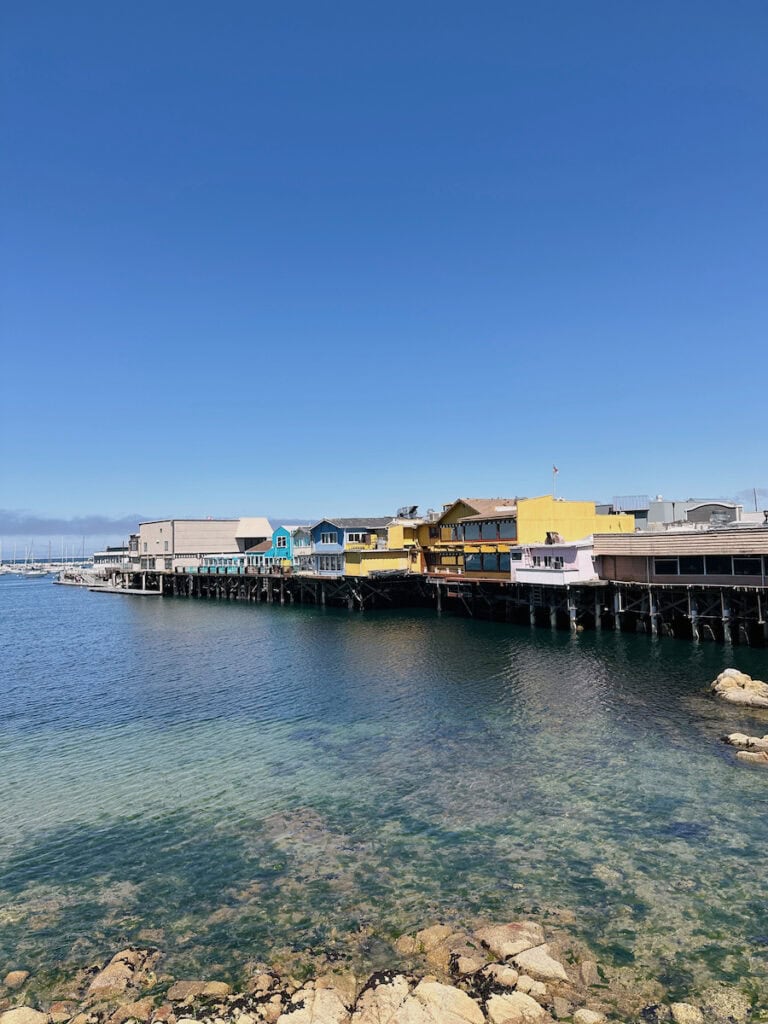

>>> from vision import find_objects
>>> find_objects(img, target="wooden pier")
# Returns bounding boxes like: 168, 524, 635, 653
110, 569, 768, 646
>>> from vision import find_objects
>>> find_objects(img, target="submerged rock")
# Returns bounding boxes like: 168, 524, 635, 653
3, 975, 29, 993
669, 1004, 704, 1024
711, 670, 768, 708
166, 980, 231, 1002
699, 986, 751, 1024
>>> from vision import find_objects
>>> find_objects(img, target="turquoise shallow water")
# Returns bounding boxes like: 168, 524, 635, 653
1, 576, 767, 1001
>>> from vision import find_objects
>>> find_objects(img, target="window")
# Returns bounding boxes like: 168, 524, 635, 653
510, 551, 523, 561
544, 556, 552, 567
679, 556, 704, 575
320, 532, 337, 545
276, 535, 287, 549
465, 553, 482, 571
705, 555, 732, 575
164, 541, 169, 552
499, 552, 511, 571
164, 558, 172, 570
429, 526, 439, 539
480, 521, 498, 541
464, 522, 481, 541
654, 558, 678, 575
143, 542, 148, 552
499, 519, 517, 540
347, 532, 365, 543
481, 553, 499, 572
733, 557, 762, 576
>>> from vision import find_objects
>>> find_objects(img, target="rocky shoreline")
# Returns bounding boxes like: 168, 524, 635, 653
0, 920, 759, 1024
712, 670, 768, 767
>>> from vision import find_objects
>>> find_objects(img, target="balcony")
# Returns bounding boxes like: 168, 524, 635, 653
514, 567, 594, 586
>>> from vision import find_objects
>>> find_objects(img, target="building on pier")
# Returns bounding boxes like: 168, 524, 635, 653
423, 496, 633, 580
512, 537, 598, 585
594, 527, 768, 587
597, 495, 745, 530
138, 517, 271, 571
245, 525, 307, 571
294, 517, 392, 576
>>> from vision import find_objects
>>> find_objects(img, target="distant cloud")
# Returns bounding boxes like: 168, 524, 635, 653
0, 509, 145, 536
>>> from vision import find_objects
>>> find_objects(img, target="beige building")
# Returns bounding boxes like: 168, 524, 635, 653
594, 527, 768, 587
138, 517, 272, 570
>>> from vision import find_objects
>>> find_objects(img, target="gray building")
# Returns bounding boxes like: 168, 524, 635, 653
597, 495, 743, 531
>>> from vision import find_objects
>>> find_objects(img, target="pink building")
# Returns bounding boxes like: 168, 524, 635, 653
512, 537, 598, 585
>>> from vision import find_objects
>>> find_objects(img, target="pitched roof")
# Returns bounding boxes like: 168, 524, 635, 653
440, 498, 519, 523
245, 540, 272, 553
236, 517, 273, 538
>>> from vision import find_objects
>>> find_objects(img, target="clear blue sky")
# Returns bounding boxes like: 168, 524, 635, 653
2, 1, 766, 535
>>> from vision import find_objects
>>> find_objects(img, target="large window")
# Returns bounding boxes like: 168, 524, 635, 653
320, 532, 337, 545
654, 558, 678, 575
465, 553, 482, 571
499, 519, 517, 540
733, 557, 762, 576
464, 522, 481, 541
679, 556, 704, 575
480, 521, 498, 541
347, 532, 366, 543
705, 555, 731, 575
276, 535, 287, 549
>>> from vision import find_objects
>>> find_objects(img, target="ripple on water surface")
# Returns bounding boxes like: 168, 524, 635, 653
1, 576, 767, 1002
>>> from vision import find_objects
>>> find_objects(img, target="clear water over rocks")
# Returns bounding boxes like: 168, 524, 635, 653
1, 577, 767, 1005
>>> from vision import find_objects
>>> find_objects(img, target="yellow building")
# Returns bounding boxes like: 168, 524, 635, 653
423, 496, 633, 579
344, 517, 424, 578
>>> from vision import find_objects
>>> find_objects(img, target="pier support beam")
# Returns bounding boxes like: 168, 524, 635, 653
549, 605, 557, 629
568, 600, 577, 633
721, 591, 732, 645
529, 596, 535, 627
613, 590, 622, 631
648, 587, 658, 636
689, 594, 700, 642
594, 595, 602, 631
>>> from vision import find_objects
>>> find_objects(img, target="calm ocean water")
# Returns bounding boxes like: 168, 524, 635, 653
1, 576, 767, 1000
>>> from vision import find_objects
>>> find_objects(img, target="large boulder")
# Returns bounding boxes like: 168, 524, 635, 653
736, 750, 768, 767
724, 732, 768, 751
277, 984, 351, 1024
512, 945, 569, 983
711, 670, 768, 708
486, 991, 551, 1023
474, 923, 545, 961
87, 949, 158, 1002
0, 1011, 48, 1024
351, 976, 483, 1024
